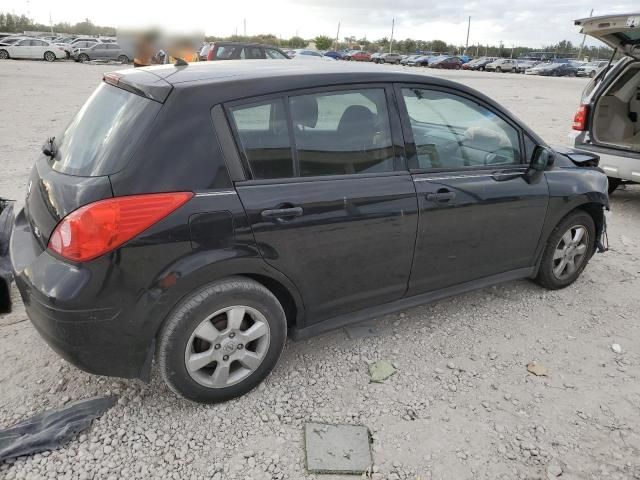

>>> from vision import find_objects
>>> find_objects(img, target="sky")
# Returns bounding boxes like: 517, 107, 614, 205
4, 0, 638, 47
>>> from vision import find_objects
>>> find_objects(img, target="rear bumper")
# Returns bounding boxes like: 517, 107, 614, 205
10, 208, 153, 380
569, 132, 640, 182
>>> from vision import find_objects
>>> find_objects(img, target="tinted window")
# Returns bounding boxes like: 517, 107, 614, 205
32, 40, 47, 46
50, 83, 161, 176
215, 45, 240, 59
16, 40, 30, 46
266, 48, 287, 59
402, 88, 520, 170
241, 47, 264, 59
230, 99, 294, 179
290, 89, 395, 176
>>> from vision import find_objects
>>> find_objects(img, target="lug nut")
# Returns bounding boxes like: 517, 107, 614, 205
229, 332, 235, 338
237, 344, 244, 350
223, 355, 229, 361
214, 344, 221, 349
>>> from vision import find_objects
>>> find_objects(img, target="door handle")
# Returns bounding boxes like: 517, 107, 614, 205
261, 206, 303, 219
426, 191, 456, 203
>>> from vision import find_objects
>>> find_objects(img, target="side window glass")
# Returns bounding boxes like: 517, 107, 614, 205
402, 88, 521, 170
243, 47, 264, 59
289, 89, 395, 176
266, 49, 287, 59
230, 99, 293, 179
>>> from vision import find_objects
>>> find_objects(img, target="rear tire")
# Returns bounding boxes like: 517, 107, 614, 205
44, 51, 56, 62
117, 55, 129, 64
157, 277, 287, 403
607, 177, 621, 195
496, 67, 502, 73
78, 53, 89, 63
535, 211, 595, 290
0, 49, 9, 60
589, 70, 596, 78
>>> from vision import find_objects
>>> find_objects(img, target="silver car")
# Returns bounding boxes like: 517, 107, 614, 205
570, 13, 640, 193
72, 42, 129, 63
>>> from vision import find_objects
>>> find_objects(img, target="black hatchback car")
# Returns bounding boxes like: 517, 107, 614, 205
10, 61, 608, 403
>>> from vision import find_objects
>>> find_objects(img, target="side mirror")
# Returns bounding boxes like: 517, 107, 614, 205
525, 146, 554, 184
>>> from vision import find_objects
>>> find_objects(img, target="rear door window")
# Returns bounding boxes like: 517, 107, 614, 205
50, 83, 162, 176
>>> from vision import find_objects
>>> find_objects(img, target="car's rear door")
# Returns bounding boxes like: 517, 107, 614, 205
227, 85, 418, 324
575, 13, 640, 59
396, 84, 549, 295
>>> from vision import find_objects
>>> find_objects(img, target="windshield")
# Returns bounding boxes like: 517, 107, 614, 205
50, 83, 161, 177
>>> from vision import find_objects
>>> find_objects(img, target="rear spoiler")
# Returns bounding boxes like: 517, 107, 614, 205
103, 70, 173, 103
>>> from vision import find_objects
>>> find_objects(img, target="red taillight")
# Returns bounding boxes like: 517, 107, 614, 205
207, 46, 215, 61
572, 104, 589, 131
48, 192, 193, 262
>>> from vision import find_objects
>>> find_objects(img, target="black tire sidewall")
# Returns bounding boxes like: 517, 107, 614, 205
44, 51, 55, 62
157, 278, 287, 403
536, 211, 595, 289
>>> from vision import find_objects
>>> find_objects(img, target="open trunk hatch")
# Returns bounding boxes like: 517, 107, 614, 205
575, 13, 640, 59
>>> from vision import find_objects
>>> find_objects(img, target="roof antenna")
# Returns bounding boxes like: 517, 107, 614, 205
174, 57, 188, 67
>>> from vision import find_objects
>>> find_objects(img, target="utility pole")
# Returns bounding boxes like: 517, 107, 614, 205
577, 8, 593, 61
243, 18, 246, 37
465, 16, 471, 53
49, 12, 54, 36
335, 21, 340, 50
389, 18, 395, 53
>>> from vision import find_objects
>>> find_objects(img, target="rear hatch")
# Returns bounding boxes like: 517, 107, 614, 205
575, 13, 640, 59
25, 69, 171, 249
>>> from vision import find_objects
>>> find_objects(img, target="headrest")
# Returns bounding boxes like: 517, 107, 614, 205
337, 105, 375, 132
290, 96, 318, 128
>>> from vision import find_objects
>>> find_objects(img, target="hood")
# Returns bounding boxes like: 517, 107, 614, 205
575, 13, 640, 59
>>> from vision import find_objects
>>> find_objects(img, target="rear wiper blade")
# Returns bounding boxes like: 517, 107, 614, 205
42, 137, 56, 158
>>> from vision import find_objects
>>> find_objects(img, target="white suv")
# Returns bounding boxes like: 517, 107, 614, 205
569, 13, 640, 193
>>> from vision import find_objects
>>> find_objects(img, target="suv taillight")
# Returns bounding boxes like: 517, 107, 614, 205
572, 104, 589, 131
48, 192, 193, 262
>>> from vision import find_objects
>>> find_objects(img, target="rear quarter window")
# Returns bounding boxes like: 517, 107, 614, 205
50, 83, 161, 176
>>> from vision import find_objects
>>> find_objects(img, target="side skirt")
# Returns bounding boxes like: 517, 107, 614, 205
290, 267, 536, 340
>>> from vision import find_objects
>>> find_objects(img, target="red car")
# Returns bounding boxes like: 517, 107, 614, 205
349, 51, 371, 62
430, 56, 463, 69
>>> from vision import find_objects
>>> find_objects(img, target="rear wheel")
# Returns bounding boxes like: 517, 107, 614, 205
535, 211, 595, 290
44, 51, 56, 62
157, 277, 287, 403
78, 53, 89, 63
496, 67, 502, 73
607, 177, 621, 195
0, 49, 9, 60
117, 55, 129, 64
589, 70, 596, 78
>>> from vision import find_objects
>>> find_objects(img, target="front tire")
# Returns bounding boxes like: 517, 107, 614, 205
535, 211, 595, 290
0, 49, 9, 60
157, 277, 287, 404
496, 67, 502, 73
117, 55, 129, 64
78, 53, 89, 63
44, 51, 56, 62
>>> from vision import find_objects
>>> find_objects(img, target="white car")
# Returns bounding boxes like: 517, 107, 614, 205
291, 49, 336, 61
0, 38, 66, 62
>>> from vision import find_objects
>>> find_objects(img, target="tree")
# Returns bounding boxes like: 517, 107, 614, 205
314, 35, 332, 50
430, 39, 447, 53
287, 36, 307, 49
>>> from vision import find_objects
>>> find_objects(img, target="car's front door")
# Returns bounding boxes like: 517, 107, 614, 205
228, 85, 418, 324
92, 44, 109, 59
397, 85, 549, 295
14, 39, 32, 59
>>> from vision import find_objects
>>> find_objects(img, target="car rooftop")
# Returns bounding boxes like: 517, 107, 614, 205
121, 59, 460, 88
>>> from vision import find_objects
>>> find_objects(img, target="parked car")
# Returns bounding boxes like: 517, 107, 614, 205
0, 197, 14, 314
536, 62, 578, 77
0, 38, 66, 62
577, 60, 608, 78
466, 57, 497, 71
348, 50, 371, 62
10, 62, 608, 403
370, 52, 382, 63
485, 58, 518, 73
514, 60, 539, 73
291, 49, 335, 61
0, 36, 27, 47
401, 54, 422, 65
323, 51, 343, 60
205, 42, 289, 61
406, 55, 435, 67
429, 56, 463, 69
58, 37, 101, 57
72, 43, 130, 63
570, 12, 640, 193
70, 40, 99, 55
378, 52, 403, 64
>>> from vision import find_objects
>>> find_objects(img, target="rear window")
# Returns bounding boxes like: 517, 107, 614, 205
50, 83, 161, 176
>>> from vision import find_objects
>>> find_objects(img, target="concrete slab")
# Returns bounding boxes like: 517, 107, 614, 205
344, 324, 379, 339
304, 423, 372, 474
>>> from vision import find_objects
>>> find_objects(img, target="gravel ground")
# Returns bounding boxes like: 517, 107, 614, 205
1, 60, 639, 480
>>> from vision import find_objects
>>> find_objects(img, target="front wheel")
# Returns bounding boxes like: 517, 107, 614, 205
589, 70, 596, 78
117, 55, 129, 64
157, 277, 287, 403
78, 53, 89, 63
44, 51, 56, 62
496, 67, 502, 73
0, 49, 9, 60
535, 211, 595, 290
